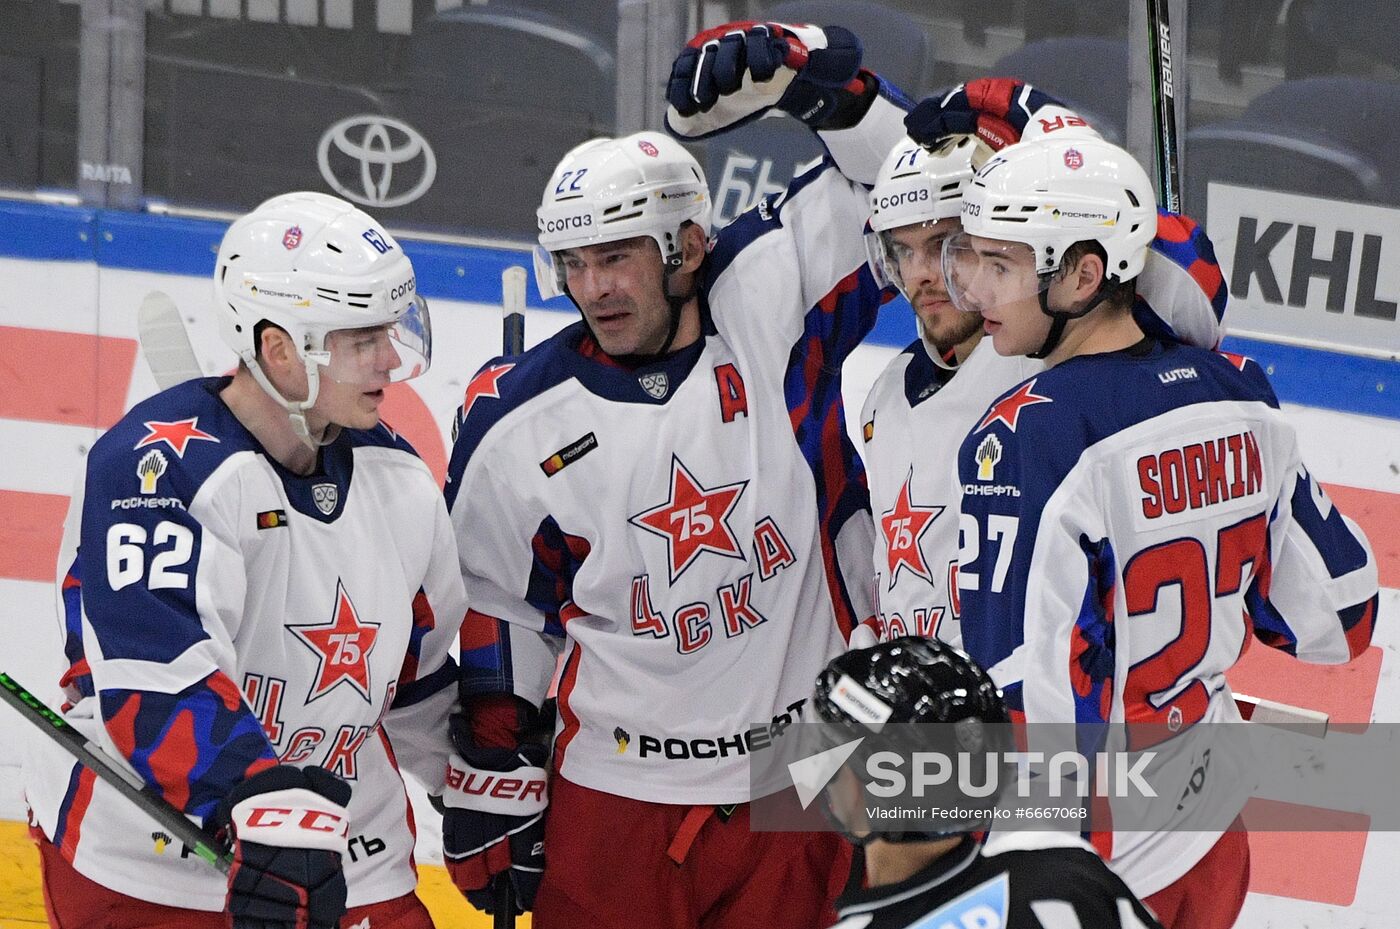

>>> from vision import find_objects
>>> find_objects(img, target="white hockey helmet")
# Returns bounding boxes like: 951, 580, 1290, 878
956, 136, 1157, 283
865, 133, 993, 300
214, 191, 431, 438
534, 131, 711, 300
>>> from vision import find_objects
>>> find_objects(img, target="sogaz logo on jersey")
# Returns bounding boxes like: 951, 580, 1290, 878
318, 115, 437, 209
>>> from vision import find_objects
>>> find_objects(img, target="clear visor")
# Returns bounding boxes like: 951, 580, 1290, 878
941, 232, 1050, 315
866, 221, 959, 304
533, 244, 567, 301
307, 295, 432, 386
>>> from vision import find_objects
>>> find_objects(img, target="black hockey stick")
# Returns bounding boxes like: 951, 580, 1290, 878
0, 671, 233, 873
1146, 0, 1182, 212
494, 266, 528, 929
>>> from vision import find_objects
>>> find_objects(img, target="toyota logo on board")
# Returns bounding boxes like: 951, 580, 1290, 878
317, 115, 437, 209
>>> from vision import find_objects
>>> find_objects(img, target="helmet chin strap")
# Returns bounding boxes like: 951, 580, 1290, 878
244, 354, 336, 449
1027, 273, 1115, 361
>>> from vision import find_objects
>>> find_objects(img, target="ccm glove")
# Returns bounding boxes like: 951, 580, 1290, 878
212, 764, 351, 929
665, 21, 874, 138
905, 77, 1099, 151
442, 696, 549, 914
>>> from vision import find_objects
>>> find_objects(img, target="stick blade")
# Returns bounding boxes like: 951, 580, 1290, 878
1235, 692, 1330, 739
137, 291, 204, 390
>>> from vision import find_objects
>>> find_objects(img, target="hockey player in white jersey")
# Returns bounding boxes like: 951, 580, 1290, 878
862, 79, 1229, 653
949, 137, 1380, 929
441, 21, 911, 929
24, 192, 467, 929
814, 638, 1165, 929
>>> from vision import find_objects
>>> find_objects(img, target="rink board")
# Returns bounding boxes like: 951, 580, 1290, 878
0, 230, 1396, 927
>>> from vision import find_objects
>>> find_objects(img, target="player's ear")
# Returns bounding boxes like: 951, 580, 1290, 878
678, 222, 707, 274
1062, 247, 1107, 306
257, 323, 298, 373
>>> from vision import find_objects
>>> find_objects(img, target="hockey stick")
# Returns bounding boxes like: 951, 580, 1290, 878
502, 266, 527, 357
137, 290, 204, 390
1144, 3, 1328, 738
0, 671, 233, 872
1145, 0, 1182, 213
493, 265, 528, 929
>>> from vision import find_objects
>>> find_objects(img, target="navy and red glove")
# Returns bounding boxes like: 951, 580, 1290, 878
441, 695, 549, 914
905, 77, 1098, 151
212, 764, 351, 929
665, 21, 873, 138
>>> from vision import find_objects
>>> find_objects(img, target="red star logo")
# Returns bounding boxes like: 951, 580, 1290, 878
134, 418, 219, 457
977, 380, 1052, 433
1218, 351, 1249, 371
289, 580, 380, 703
462, 363, 515, 419
880, 472, 943, 588
629, 456, 748, 583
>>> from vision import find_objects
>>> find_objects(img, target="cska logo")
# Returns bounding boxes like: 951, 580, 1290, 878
629, 456, 748, 583
1064, 148, 1084, 170
283, 225, 303, 250
289, 579, 380, 703
879, 471, 943, 589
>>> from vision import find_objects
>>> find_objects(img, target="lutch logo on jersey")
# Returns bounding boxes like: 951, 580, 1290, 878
289, 579, 381, 703
880, 472, 944, 589
629, 455, 749, 583
134, 417, 219, 457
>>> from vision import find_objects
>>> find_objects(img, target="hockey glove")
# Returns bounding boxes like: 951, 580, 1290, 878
212, 764, 351, 929
905, 77, 1099, 151
442, 696, 549, 914
665, 21, 873, 138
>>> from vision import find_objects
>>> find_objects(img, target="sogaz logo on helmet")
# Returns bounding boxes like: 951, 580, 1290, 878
318, 115, 437, 209
874, 188, 930, 212
541, 212, 593, 234
389, 276, 416, 301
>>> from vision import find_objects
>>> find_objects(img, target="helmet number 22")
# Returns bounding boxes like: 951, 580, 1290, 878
554, 168, 589, 195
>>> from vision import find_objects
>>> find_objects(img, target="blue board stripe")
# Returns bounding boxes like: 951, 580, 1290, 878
1, 199, 1394, 419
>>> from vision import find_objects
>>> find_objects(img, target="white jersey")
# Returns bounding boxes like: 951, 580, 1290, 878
956, 343, 1379, 895
445, 95, 911, 805
24, 377, 466, 910
860, 211, 1234, 655
861, 339, 1039, 648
